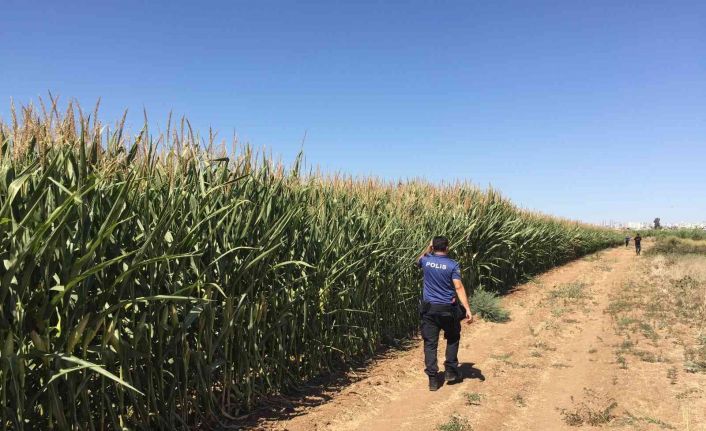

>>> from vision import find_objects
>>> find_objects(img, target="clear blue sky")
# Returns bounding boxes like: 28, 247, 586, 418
2, 0, 705, 224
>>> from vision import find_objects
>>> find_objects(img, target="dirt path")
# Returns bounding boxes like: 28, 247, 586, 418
257, 242, 706, 431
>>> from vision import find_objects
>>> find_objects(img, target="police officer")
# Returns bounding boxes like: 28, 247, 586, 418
416, 236, 473, 391
634, 233, 642, 255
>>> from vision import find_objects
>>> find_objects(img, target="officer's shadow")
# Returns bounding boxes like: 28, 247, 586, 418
442, 363, 485, 386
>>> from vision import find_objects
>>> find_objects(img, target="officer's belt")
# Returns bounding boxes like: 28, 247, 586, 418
427, 302, 457, 313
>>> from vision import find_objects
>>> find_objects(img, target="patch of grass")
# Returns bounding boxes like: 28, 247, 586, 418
597, 263, 613, 272
532, 341, 556, 351
551, 362, 571, 369
646, 228, 706, 241
549, 281, 589, 301
526, 275, 542, 285
639, 321, 659, 341
491, 352, 536, 369
490, 353, 512, 361
616, 354, 628, 369
675, 387, 700, 400
616, 317, 639, 329
470, 289, 511, 323
530, 350, 543, 358
609, 254, 706, 379
560, 410, 584, 426
619, 412, 676, 430
619, 339, 635, 351
551, 306, 567, 317
684, 336, 706, 374
605, 298, 633, 315
512, 393, 526, 407
667, 366, 677, 384
506, 361, 538, 369
642, 416, 676, 429
633, 350, 664, 363
463, 392, 482, 406
559, 389, 618, 427
649, 236, 706, 255
437, 415, 472, 431
684, 358, 706, 373
588, 348, 597, 354
528, 325, 540, 337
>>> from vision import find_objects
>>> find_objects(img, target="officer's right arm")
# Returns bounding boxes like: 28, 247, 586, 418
416, 240, 433, 267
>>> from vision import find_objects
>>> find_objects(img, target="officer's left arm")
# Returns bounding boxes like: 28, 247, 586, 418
453, 279, 473, 324
452, 265, 474, 324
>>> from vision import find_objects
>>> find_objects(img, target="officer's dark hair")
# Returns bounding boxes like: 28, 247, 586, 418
432, 236, 449, 251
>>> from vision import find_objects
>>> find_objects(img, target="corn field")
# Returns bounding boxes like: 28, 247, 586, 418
0, 101, 622, 429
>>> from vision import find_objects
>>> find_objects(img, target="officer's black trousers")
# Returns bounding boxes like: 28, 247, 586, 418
420, 310, 461, 376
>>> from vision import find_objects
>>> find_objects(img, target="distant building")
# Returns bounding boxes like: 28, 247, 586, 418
604, 221, 706, 231
626, 222, 649, 230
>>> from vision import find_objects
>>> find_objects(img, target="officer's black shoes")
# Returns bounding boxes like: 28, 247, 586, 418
429, 370, 458, 390
428, 375, 441, 391
444, 367, 460, 383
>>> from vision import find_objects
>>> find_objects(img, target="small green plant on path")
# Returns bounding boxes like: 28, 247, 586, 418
437, 414, 472, 431
616, 354, 628, 369
512, 393, 526, 407
618, 412, 676, 430
551, 362, 571, 369
532, 341, 556, 351
667, 366, 677, 384
675, 388, 700, 400
559, 388, 617, 427
549, 281, 589, 301
463, 392, 482, 406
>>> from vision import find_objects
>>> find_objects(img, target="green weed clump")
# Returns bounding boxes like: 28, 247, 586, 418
559, 389, 618, 427
470, 289, 511, 322
437, 415, 472, 431
463, 392, 483, 406
549, 281, 588, 301
641, 228, 706, 241
649, 237, 706, 255
685, 336, 706, 373
0, 100, 622, 429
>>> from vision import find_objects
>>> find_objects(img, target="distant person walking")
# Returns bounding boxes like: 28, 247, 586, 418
634, 233, 642, 255
625, 236, 630, 247
416, 236, 473, 391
